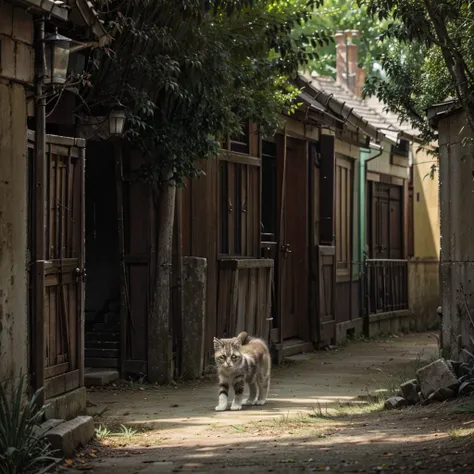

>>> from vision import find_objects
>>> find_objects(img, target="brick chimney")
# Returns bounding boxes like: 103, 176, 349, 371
335, 29, 366, 97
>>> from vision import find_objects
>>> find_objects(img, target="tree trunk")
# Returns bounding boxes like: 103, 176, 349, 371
148, 175, 176, 384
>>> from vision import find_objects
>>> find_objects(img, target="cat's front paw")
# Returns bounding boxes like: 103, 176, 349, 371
215, 404, 227, 411
255, 400, 266, 406
242, 398, 256, 406
230, 403, 242, 411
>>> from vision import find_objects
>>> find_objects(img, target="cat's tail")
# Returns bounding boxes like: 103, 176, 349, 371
237, 331, 249, 345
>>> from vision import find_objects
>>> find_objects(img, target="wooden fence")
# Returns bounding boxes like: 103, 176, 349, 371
217, 259, 274, 341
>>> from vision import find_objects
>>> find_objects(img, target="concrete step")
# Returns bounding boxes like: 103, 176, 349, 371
85, 357, 119, 368
93, 322, 120, 332
280, 339, 314, 358
84, 368, 119, 387
85, 340, 120, 350
85, 348, 119, 359
85, 331, 120, 342
45, 416, 94, 457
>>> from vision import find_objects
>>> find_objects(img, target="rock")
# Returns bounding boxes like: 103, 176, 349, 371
416, 358, 459, 398
45, 416, 94, 457
447, 359, 462, 377
400, 379, 419, 405
459, 349, 474, 366
384, 396, 407, 410
428, 387, 456, 403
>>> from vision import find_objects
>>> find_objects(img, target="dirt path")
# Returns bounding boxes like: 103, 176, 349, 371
63, 334, 474, 473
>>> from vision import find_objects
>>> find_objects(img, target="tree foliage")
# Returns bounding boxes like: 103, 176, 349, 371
362, 0, 474, 142
301, 0, 394, 77
81, 0, 331, 186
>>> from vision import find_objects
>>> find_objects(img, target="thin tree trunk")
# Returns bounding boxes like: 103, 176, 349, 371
148, 174, 176, 384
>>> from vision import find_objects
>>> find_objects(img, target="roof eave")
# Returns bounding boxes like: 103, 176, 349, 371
295, 74, 385, 144
72, 0, 110, 46
14, 0, 69, 21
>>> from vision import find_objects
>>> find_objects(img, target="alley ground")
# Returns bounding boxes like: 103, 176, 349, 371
63, 333, 474, 473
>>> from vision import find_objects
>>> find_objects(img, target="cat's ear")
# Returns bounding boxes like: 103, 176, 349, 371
232, 336, 242, 349
213, 337, 223, 351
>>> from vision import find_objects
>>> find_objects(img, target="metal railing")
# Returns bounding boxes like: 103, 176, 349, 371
365, 259, 409, 314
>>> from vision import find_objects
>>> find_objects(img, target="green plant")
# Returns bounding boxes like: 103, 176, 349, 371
95, 424, 112, 440
0, 375, 57, 474
117, 424, 138, 441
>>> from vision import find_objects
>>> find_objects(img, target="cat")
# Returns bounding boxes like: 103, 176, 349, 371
213, 331, 271, 411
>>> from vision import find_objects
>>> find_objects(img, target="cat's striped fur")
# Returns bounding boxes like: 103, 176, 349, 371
213, 331, 271, 411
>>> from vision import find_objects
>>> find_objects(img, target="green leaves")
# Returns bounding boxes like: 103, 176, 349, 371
83, 0, 327, 184
362, 0, 474, 142
0, 375, 57, 474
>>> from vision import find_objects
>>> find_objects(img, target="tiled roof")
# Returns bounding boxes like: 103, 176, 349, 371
309, 75, 419, 139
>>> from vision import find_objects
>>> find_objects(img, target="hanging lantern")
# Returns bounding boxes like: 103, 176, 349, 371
108, 108, 127, 136
44, 28, 72, 85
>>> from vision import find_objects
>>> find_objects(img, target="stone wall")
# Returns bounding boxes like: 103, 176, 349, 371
0, 2, 34, 387
438, 109, 474, 357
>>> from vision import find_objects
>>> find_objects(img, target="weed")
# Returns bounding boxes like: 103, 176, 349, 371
95, 425, 111, 440
117, 424, 138, 441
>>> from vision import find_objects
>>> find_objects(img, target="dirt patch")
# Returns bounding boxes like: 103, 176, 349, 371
59, 334, 474, 473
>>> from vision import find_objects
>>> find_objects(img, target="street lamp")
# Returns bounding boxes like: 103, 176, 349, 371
108, 108, 127, 136
44, 28, 72, 85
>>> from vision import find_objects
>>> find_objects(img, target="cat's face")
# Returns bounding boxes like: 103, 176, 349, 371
213, 337, 243, 369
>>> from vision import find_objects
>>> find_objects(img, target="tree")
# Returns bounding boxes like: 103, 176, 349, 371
362, 0, 474, 141
79, 0, 330, 383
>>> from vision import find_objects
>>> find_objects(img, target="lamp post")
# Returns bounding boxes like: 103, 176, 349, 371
44, 28, 72, 85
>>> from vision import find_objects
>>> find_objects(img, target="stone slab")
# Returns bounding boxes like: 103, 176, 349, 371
45, 416, 94, 457
84, 369, 119, 387
181, 257, 207, 380
44, 387, 87, 421
416, 358, 458, 398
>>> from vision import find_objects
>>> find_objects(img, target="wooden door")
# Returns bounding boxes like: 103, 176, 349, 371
117, 150, 151, 376
277, 135, 308, 340
30, 132, 85, 402
317, 246, 337, 346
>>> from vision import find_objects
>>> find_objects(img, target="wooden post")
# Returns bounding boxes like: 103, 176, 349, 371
277, 124, 287, 351
33, 16, 46, 404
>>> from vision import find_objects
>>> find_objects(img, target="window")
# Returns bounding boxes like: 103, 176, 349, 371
229, 123, 250, 155
218, 157, 260, 257
391, 138, 410, 167
335, 156, 353, 274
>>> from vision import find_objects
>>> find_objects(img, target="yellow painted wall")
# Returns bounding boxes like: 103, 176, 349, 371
412, 146, 440, 259
409, 144, 440, 331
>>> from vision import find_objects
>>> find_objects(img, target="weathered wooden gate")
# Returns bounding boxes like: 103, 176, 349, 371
28, 131, 85, 403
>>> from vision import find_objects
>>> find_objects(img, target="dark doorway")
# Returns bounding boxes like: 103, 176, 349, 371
84, 141, 121, 369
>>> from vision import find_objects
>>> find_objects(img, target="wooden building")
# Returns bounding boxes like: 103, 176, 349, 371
0, 0, 107, 418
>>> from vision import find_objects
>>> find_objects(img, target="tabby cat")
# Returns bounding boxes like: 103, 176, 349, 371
213, 331, 271, 411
